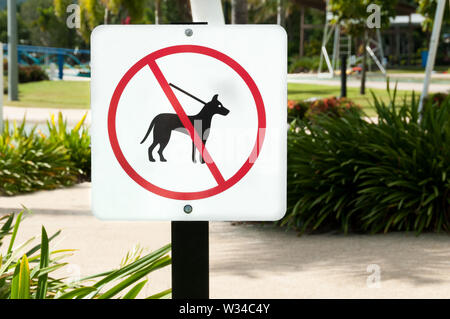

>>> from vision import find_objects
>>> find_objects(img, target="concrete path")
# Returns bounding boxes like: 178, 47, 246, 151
288, 73, 450, 93
1, 184, 450, 298
2, 106, 91, 126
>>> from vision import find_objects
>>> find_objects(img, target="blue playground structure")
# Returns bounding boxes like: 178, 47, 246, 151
2, 44, 90, 80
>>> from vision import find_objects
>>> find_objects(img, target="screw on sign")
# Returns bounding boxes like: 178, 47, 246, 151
92, 25, 286, 221
108, 45, 267, 201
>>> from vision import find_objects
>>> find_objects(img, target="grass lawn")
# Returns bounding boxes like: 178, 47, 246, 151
3, 80, 90, 109
288, 83, 418, 117
387, 66, 450, 73
3, 79, 418, 116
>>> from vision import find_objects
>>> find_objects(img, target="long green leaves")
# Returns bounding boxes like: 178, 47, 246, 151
6, 211, 24, 257
97, 255, 171, 299
0, 113, 90, 196
36, 227, 49, 299
0, 211, 171, 299
10, 255, 30, 299
285, 90, 450, 234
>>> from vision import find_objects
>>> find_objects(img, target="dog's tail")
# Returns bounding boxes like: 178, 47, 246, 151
140, 118, 156, 144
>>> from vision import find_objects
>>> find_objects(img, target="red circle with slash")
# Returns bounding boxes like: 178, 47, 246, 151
108, 45, 266, 200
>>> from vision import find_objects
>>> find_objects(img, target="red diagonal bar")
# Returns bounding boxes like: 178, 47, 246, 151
147, 59, 226, 185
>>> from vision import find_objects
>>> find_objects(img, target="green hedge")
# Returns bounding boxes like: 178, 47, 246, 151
283, 90, 450, 234
0, 113, 90, 196
288, 97, 361, 121
3, 60, 49, 94
288, 56, 320, 73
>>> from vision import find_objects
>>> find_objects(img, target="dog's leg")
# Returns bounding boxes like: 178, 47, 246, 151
148, 142, 158, 162
157, 133, 170, 162
200, 139, 207, 164
158, 147, 168, 162
192, 141, 197, 163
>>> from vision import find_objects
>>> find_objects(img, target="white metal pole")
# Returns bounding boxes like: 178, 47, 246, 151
189, 0, 225, 25
331, 24, 340, 71
376, 29, 386, 68
322, 46, 334, 77
0, 42, 3, 131
418, 0, 446, 114
277, 0, 285, 26
366, 45, 386, 75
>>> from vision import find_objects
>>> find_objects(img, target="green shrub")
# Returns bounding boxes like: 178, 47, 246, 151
2, 61, 49, 94
0, 113, 90, 196
306, 96, 361, 119
288, 97, 361, 121
426, 92, 449, 107
283, 89, 450, 234
0, 210, 171, 299
18, 65, 49, 83
3, 60, 49, 83
287, 100, 310, 121
46, 112, 91, 181
288, 56, 320, 73
0, 121, 78, 195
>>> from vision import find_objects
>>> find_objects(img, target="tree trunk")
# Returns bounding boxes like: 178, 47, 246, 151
299, 6, 305, 57
177, 0, 192, 22
277, 0, 285, 27
231, 0, 248, 24
360, 31, 368, 95
155, 0, 162, 24
104, 8, 109, 24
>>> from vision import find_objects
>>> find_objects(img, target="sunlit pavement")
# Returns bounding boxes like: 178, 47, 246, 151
287, 73, 450, 93
3, 106, 91, 126
1, 183, 450, 298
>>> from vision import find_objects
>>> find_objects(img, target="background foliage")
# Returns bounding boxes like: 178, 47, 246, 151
0, 113, 90, 196
288, 96, 361, 121
284, 89, 450, 234
416, 0, 450, 31
0, 210, 171, 299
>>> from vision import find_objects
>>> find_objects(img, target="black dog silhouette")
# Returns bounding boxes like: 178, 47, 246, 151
140, 93, 229, 163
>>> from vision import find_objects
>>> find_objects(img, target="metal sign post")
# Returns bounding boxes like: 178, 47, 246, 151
91, 0, 287, 301
168, 45, 210, 299
170, 0, 224, 300
171, 221, 209, 298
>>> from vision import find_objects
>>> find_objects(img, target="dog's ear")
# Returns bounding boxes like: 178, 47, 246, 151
212, 94, 218, 101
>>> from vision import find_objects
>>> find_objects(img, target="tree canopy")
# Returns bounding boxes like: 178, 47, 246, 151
416, 0, 450, 31
328, 0, 398, 36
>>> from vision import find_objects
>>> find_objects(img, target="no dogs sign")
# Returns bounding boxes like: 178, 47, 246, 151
91, 25, 287, 220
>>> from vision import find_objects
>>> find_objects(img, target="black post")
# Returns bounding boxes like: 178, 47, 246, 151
340, 54, 347, 98
171, 221, 209, 299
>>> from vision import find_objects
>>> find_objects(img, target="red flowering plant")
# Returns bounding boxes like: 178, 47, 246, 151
287, 100, 310, 121
288, 97, 361, 122
305, 96, 361, 119
425, 92, 449, 108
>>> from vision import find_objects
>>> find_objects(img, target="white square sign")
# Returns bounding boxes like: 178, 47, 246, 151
91, 25, 286, 221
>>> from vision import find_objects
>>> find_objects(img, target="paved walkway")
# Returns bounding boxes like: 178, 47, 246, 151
1, 184, 450, 298
288, 73, 450, 93
2, 106, 91, 125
